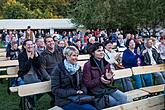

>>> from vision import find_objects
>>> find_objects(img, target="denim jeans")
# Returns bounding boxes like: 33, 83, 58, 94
108, 90, 127, 107
63, 103, 96, 110
121, 77, 134, 92
141, 74, 153, 87
153, 72, 165, 84
121, 75, 143, 91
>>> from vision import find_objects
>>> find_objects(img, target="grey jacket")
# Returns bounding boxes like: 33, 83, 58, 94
39, 48, 63, 81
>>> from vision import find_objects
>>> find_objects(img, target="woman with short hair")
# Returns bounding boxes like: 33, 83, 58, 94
51, 46, 96, 110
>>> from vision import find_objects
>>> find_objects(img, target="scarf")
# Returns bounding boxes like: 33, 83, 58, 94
64, 59, 80, 75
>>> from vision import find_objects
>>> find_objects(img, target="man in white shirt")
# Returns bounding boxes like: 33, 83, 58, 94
142, 38, 165, 84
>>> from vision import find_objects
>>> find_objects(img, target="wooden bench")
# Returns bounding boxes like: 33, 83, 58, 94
0, 60, 19, 67
103, 94, 165, 110
0, 48, 6, 52
0, 57, 7, 61
0, 52, 6, 57
113, 68, 132, 80
132, 64, 165, 94
18, 81, 51, 97
78, 60, 88, 69
78, 54, 90, 61
132, 64, 165, 75
140, 84, 164, 95
0, 62, 19, 79
10, 64, 165, 110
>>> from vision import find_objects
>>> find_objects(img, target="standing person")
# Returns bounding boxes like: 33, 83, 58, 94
18, 39, 41, 109
83, 43, 127, 109
122, 40, 144, 91
40, 36, 63, 106
24, 26, 35, 43
141, 38, 165, 84
51, 46, 96, 110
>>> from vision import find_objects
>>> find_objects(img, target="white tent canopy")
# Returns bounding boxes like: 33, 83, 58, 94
0, 19, 76, 30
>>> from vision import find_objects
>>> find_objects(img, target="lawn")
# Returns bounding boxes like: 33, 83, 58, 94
0, 79, 51, 110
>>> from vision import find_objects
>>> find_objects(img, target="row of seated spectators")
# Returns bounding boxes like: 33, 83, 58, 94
4, 31, 165, 109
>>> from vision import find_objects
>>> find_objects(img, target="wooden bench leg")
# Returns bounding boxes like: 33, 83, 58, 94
7, 78, 11, 95
19, 97, 25, 110
34, 95, 37, 110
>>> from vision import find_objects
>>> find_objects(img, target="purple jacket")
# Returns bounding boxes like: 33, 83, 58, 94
83, 57, 116, 95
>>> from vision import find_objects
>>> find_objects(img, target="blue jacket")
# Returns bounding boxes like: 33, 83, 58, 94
122, 48, 139, 68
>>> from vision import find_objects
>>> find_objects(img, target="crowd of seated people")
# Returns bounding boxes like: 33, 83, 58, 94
1, 27, 165, 110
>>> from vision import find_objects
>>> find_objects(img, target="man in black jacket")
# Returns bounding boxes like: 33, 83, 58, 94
141, 38, 165, 85
18, 39, 41, 109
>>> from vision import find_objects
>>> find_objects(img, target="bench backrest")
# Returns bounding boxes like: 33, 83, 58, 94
0, 60, 19, 67
0, 57, 7, 61
0, 52, 6, 57
7, 66, 19, 75
0, 48, 6, 52
113, 68, 132, 80
78, 54, 90, 61
17, 68, 133, 97
103, 94, 164, 110
78, 60, 88, 69
132, 64, 165, 75
13, 64, 165, 98
0, 66, 19, 79
18, 81, 51, 97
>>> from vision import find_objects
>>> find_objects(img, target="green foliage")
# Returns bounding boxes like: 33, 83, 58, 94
3, 2, 33, 19
69, 0, 165, 31
0, 0, 70, 19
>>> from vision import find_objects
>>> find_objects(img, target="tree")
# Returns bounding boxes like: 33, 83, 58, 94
3, 2, 33, 19
1, 0, 71, 19
17, 0, 70, 18
69, 0, 165, 34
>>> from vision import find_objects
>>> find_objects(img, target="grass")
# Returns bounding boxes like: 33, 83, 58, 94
0, 41, 3, 48
0, 79, 51, 110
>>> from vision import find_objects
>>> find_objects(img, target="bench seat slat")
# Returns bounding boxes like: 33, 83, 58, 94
140, 84, 164, 93
18, 81, 51, 97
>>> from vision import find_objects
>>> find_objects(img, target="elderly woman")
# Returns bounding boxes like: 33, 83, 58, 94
122, 39, 142, 91
51, 46, 96, 110
83, 43, 127, 109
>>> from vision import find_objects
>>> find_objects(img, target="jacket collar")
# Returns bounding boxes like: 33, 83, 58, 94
89, 56, 109, 67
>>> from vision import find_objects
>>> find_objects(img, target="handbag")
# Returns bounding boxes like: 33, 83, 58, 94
66, 70, 95, 104
114, 64, 124, 70
68, 95, 95, 104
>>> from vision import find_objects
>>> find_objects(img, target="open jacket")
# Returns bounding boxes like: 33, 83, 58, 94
141, 48, 164, 66
18, 50, 41, 79
83, 57, 116, 96
40, 48, 63, 81
83, 57, 117, 109
51, 62, 87, 107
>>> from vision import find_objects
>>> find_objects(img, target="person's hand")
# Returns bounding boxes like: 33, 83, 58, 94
101, 75, 111, 84
142, 49, 148, 56
76, 90, 83, 94
34, 51, 38, 57
105, 69, 115, 80
27, 50, 34, 59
